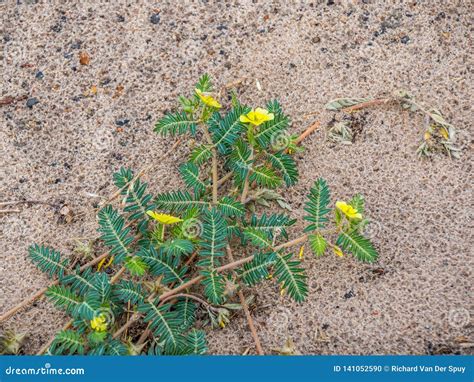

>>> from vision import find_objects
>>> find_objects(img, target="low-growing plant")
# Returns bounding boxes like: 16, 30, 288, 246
21, 75, 379, 355
325, 90, 462, 158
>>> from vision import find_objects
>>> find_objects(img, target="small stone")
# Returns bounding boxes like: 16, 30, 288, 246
344, 290, 355, 299
35, 71, 44, 80
117, 15, 125, 22
26, 98, 39, 108
400, 35, 410, 44
71, 41, 82, 49
115, 119, 130, 126
150, 13, 160, 24
311, 36, 321, 44
51, 23, 62, 33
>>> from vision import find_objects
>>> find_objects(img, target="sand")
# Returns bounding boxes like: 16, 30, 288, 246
0, 0, 472, 355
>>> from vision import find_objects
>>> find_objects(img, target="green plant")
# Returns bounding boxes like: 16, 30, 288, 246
325, 91, 462, 158
24, 75, 379, 355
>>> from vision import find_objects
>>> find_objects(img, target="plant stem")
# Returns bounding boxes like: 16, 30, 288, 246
226, 245, 264, 355
342, 98, 391, 113
0, 252, 109, 324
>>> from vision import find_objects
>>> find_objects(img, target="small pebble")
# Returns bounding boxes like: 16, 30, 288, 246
115, 119, 130, 126
401, 35, 410, 44
150, 13, 161, 24
26, 98, 39, 109
35, 71, 44, 80
117, 15, 125, 22
71, 41, 82, 49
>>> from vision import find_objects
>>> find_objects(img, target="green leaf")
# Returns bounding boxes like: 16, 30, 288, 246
28, 244, 69, 280
349, 194, 365, 215
175, 297, 196, 330
197, 208, 228, 269
336, 230, 378, 263
309, 234, 327, 256
243, 227, 272, 249
266, 151, 299, 186
62, 267, 96, 296
113, 280, 144, 305
138, 301, 182, 352
227, 139, 253, 186
325, 98, 372, 111
254, 100, 290, 148
154, 112, 197, 137
113, 167, 154, 233
155, 190, 208, 214
46, 285, 82, 315
124, 256, 149, 276
179, 162, 208, 195
195, 73, 212, 93
137, 247, 186, 285
303, 178, 331, 232
216, 196, 245, 218
248, 213, 295, 239
200, 269, 225, 304
250, 166, 282, 189
97, 206, 134, 264
238, 252, 276, 286
50, 330, 85, 355
274, 252, 308, 302
186, 329, 207, 355
209, 105, 250, 154
189, 144, 212, 166
161, 238, 194, 257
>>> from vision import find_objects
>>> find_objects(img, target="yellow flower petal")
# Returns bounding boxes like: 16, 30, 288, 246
335, 201, 362, 220
298, 245, 304, 260
195, 88, 221, 109
239, 108, 274, 126
332, 245, 344, 258
146, 211, 183, 225
90, 315, 108, 332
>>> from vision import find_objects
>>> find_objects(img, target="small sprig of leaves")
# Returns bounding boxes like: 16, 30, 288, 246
325, 90, 463, 158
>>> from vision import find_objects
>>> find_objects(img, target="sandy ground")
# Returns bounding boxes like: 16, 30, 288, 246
0, 0, 472, 355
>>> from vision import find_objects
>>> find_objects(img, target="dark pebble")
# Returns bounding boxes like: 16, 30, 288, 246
216, 24, 227, 31
327, 0, 335, 5
117, 15, 125, 22
150, 13, 161, 24
71, 41, 82, 49
344, 290, 355, 299
35, 71, 44, 80
400, 35, 410, 44
63, 52, 73, 59
115, 119, 130, 126
26, 98, 39, 108
311, 36, 321, 43
51, 23, 62, 33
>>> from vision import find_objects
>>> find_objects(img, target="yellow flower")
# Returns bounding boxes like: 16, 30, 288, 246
195, 88, 221, 109
335, 201, 362, 220
219, 320, 226, 329
332, 245, 344, 258
146, 211, 183, 225
239, 108, 274, 126
298, 245, 304, 260
97, 255, 114, 272
90, 315, 107, 332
